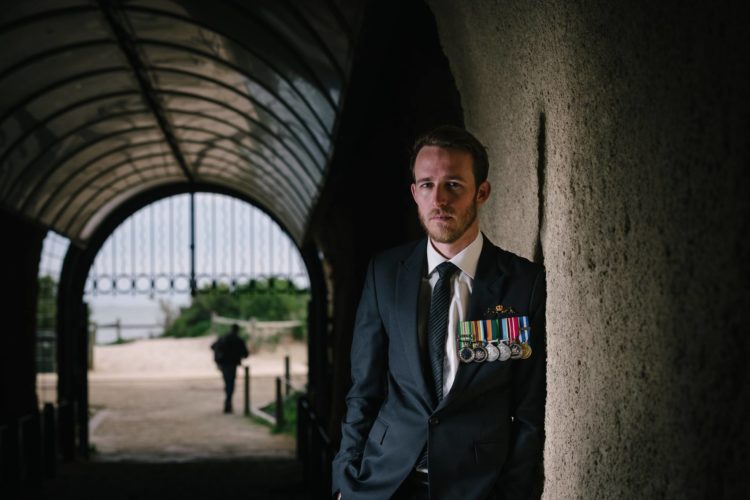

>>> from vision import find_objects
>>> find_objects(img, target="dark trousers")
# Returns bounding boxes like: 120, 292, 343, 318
392, 470, 430, 500
220, 364, 237, 410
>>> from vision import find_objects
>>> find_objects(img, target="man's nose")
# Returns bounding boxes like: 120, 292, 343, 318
431, 185, 449, 206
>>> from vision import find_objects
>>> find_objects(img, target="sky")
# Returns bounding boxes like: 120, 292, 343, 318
40, 193, 309, 344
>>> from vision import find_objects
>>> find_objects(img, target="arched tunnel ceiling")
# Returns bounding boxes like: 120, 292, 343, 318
0, 0, 363, 246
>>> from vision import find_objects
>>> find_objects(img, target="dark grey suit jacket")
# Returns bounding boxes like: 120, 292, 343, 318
332, 236, 546, 500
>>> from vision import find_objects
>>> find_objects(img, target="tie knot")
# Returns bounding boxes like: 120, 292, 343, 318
435, 261, 458, 280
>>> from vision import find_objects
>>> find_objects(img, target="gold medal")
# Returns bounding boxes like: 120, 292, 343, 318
520, 343, 532, 359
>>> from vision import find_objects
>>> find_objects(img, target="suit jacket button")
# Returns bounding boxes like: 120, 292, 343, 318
429, 417, 439, 425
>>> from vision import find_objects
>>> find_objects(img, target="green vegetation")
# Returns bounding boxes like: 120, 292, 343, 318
252, 391, 300, 436
163, 278, 309, 339
37, 276, 58, 373
106, 337, 134, 346
37, 275, 57, 330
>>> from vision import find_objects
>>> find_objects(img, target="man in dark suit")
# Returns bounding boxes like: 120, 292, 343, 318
332, 126, 546, 499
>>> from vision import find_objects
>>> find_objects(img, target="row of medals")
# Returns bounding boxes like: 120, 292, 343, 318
459, 339, 532, 363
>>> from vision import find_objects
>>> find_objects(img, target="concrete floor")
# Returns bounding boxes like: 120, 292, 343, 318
27, 339, 310, 499
88, 375, 298, 461
31, 457, 307, 500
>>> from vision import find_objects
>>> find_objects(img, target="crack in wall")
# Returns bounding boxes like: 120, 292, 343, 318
533, 112, 546, 267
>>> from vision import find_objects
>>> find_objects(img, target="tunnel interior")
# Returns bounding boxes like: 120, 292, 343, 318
2, 0, 748, 499
1, 0, 464, 497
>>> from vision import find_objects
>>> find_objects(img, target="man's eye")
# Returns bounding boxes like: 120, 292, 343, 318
447, 182, 461, 189
420, 183, 433, 189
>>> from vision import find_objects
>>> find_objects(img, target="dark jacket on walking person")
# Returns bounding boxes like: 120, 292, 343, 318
211, 324, 249, 413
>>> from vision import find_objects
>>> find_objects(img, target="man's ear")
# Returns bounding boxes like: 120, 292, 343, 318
410, 183, 417, 202
476, 181, 491, 204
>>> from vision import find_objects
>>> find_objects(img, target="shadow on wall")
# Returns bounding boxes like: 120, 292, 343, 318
534, 112, 547, 267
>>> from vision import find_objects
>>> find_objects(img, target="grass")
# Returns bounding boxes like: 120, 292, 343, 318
250, 391, 300, 436
106, 337, 135, 345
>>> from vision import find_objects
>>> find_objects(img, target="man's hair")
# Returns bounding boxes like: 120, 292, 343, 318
410, 125, 489, 186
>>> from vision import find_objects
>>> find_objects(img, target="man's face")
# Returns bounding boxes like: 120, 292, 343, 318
411, 146, 490, 245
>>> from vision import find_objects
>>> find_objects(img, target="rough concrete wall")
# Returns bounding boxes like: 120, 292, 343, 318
428, 1, 749, 498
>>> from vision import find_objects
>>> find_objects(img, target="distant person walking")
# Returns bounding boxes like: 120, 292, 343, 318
211, 324, 249, 413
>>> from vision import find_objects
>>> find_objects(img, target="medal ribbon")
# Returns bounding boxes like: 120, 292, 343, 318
484, 320, 494, 345
459, 319, 515, 347
498, 316, 532, 343
458, 321, 472, 349
477, 320, 498, 345
502, 317, 520, 343
519, 316, 531, 343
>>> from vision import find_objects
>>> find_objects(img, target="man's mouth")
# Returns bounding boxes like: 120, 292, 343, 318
430, 213, 453, 222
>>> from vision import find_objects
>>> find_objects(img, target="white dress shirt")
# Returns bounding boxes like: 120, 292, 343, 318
422, 232, 484, 397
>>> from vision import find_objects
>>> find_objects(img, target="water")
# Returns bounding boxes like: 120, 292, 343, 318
86, 294, 190, 344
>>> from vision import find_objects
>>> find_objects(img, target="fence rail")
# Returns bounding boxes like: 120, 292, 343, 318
241, 355, 304, 431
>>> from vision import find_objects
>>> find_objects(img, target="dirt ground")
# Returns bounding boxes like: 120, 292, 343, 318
39, 336, 308, 462
88, 375, 302, 461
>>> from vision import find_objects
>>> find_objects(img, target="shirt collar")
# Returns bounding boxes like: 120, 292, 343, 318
426, 232, 484, 280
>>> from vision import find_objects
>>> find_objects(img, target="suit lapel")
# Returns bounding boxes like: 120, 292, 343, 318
438, 236, 503, 411
395, 240, 433, 406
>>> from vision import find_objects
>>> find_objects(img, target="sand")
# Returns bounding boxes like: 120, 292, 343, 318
90, 335, 308, 380
40, 335, 309, 461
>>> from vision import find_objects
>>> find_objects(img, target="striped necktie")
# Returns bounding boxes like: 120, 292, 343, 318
427, 261, 458, 402
416, 261, 459, 472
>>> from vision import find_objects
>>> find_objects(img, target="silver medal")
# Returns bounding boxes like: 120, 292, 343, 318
485, 343, 500, 362
498, 341, 511, 362
459, 346, 475, 363
473, 345, 488, 363
509, 342, 523, 359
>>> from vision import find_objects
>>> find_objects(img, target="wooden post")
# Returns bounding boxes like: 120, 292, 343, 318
243, 366, 250, 416
88, 323, 96, 370
275, 377, 284, 430
284, 355, 290, 396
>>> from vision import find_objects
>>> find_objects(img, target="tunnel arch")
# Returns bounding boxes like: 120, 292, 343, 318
0, 0, 364, 247
55, 182, 327, 456
1, 1, 466, 494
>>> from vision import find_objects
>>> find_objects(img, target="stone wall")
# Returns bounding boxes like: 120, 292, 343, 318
428, 1, 749, 497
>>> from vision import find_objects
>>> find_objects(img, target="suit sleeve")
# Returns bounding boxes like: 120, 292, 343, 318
495, 268, 546, 500
331, 258, 389, 496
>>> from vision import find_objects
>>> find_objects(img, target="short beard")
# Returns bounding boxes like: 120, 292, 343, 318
418, 198, 478, 244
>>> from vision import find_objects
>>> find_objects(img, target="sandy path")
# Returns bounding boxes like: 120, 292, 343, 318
90, 335, 308, 380
88, 376, 301, 461
66, 336, 307, 461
